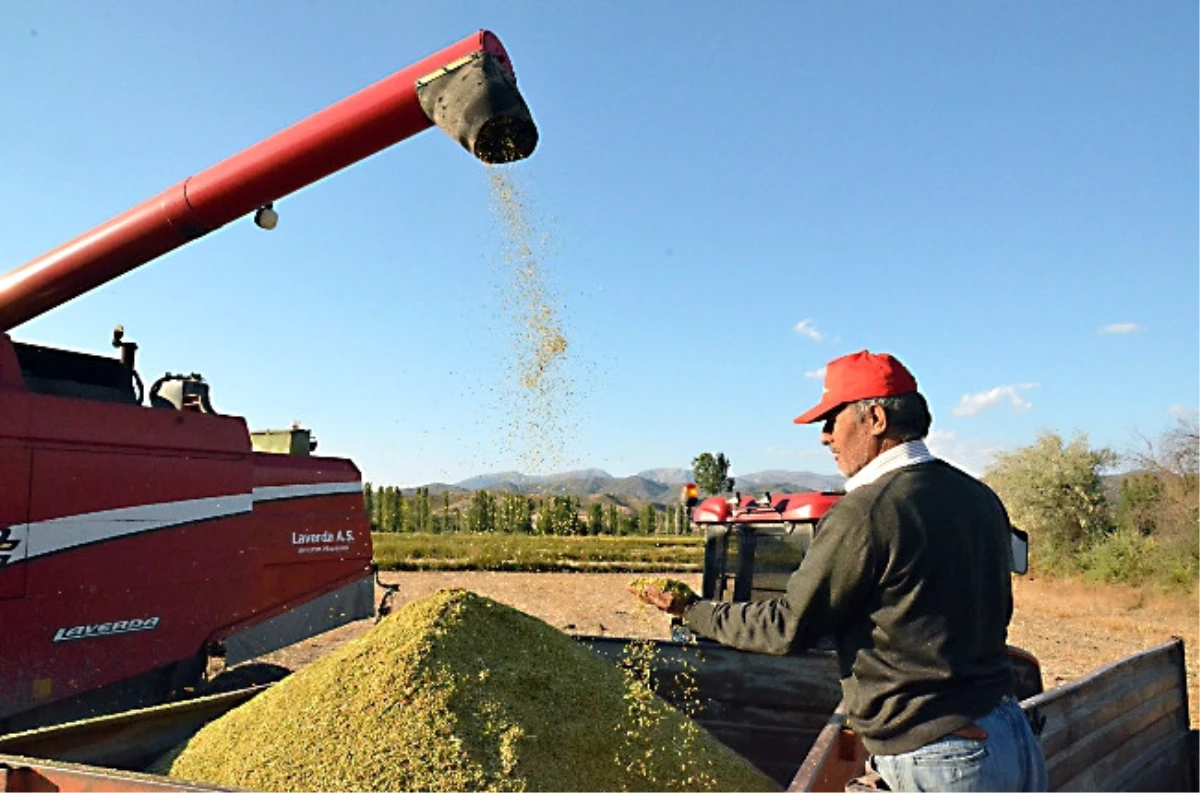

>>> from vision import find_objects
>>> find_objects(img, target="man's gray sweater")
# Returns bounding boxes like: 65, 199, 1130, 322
682, 460, 1016, 756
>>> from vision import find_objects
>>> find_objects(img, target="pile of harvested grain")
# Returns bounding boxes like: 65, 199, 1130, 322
165, 589, 776, 792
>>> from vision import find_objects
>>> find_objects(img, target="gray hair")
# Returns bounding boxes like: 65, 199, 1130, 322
853, 392, 932, 442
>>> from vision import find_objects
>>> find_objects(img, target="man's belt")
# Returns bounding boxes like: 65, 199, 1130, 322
950, 724, 988, 740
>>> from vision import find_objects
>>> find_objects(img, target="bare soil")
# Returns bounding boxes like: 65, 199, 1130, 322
262, 571, 1198, 727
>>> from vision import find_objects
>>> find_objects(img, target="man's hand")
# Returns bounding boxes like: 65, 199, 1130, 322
628, 577, 697, 617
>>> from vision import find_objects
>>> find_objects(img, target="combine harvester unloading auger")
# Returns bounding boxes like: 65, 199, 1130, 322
0, 29, 537, 736
0, 30, 536, 328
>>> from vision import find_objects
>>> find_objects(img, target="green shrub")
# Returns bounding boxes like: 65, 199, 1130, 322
1080, 529, 1157, 585
1029, 540, 1084, 579
1080, 529, 1199, 591
1155, 552, 1199, 592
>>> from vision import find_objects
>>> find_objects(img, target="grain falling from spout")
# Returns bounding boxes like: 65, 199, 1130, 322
488, 168, 573, 473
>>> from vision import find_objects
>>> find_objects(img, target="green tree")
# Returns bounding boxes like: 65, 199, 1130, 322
640, 503, 658, 534
692, 452, 735, 496
540, 495, 581, 535
402, 491, 418, 533
984, 431, 1116, 574
387, 487, 405, 533
587, 502, 604, 536
605, 504, 619, 536
396, 492, 409, 533
395, 488, 406, 533
363, 483, 375, 530
379, 487, 394, 533
496, 493, 533, 534
442, 491, 455, 533
372, 485, 386, 531
465, 490, 497, 533
1111, 415, 1200, 587
1115, 474, 1161, 536
409, 487, 432, 533
532, 497, 549, 535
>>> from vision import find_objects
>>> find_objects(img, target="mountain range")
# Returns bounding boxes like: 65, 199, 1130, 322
407, 468, 846, 504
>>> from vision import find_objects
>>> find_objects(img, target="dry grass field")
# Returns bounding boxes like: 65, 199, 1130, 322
266, 571, 1198, 728
1008, 576, 1197, 725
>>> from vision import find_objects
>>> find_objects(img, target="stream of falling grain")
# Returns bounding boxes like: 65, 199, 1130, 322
488, 168, 574, 474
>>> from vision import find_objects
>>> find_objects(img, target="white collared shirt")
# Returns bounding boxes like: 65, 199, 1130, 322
843, 439, 938, 492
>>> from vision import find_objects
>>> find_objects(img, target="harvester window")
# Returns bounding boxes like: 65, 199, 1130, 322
13, 342, 138, 405
705, 522, 816, 603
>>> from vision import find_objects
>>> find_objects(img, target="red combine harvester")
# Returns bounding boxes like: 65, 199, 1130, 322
685, 485, 1028, 606
0, 30, 538, 733
691, 490, 842, 602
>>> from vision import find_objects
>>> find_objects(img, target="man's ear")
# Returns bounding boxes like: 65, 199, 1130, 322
866, 403, 889, 437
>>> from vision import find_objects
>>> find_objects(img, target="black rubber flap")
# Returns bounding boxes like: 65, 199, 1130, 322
416, 52, 539, 164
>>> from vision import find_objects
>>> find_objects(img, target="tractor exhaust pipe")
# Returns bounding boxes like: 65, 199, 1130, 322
0, 30, 538, 331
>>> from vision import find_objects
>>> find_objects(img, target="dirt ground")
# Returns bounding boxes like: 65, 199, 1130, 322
263, 571, 1198, 727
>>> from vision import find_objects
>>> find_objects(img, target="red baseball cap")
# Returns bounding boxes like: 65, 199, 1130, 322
793, 350, 918, 424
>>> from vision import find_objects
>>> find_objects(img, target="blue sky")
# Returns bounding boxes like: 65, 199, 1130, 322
1, 3, 1195, 487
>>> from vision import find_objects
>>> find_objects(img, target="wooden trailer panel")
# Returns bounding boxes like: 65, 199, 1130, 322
1023, 637, 1194, 792
0, 755, 235, 792
0, 635, 1192, 792
579, 636, 843, 787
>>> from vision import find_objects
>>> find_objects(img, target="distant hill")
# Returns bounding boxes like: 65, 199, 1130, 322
635, 468, 693, 487
396, 467, 845, 505
455, 469, 613, 492
417, 482, 469, 497
634, 467, 844, 495
736, 470, 846, 493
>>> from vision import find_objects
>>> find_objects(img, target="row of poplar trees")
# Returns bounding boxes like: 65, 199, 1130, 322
363, 484, 696, 536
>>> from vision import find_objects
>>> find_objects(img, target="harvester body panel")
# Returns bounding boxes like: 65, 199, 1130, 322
0, 336, 372, 728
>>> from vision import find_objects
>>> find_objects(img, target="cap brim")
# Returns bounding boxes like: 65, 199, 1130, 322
793, 396, 845, 425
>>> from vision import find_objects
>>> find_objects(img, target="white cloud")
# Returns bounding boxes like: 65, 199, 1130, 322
804, 367, 826, 379
953, 383, 1036, 417
925, 431, 1005, 477
1098, 323, 1142, 335
793, 319, 825, 341
1168, 404, 1199, 420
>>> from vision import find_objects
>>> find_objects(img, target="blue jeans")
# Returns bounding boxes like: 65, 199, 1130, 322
870, 697, 1048, 792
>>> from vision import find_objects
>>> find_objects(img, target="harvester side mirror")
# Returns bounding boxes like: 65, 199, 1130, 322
1011, 526, 1029, 575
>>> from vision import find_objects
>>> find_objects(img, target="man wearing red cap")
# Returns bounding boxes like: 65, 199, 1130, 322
634, 350, 1047, 791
